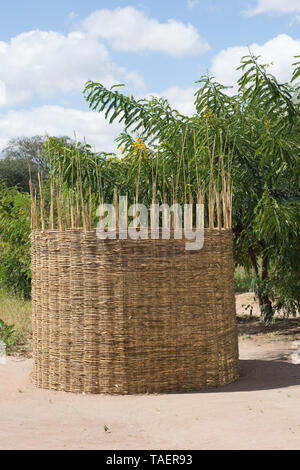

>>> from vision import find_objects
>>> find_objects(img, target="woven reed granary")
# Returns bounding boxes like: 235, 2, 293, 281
31, 228, 239, 394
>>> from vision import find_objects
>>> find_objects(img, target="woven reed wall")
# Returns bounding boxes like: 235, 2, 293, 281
31, 229, 239, 394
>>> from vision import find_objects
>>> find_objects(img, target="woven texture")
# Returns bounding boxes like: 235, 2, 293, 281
31, 229, 239, 394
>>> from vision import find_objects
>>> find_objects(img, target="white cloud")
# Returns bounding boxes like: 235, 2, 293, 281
247, 0, 300, 15
68, 11, 78, 20
0, 29, 145, 107
0, 7, 210, 109
0, 106, 123, 153
291, 15, 300, 24
82, 6, 210, 56
0, 81, 6, 105
187, 0, 199, 8
211, 34, 300, 90
162, 86, 196, 115
139, 85, 197, 116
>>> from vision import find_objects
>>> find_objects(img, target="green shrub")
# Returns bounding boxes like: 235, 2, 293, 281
0, 290, 32, 353
0, 182, 31, 299
234, 266, 255, 293
0, 318, 17, 350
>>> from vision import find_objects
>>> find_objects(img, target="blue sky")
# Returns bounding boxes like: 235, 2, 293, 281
0, 0, 299, 152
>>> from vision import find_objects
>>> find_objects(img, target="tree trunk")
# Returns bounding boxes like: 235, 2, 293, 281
259, 294, 273, 322
248, 246, 274, 323
260, 250, 273, 322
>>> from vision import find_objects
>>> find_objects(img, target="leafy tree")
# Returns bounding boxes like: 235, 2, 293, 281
0, 182, 31, 299
83, 54, 300, 322
0, 136, 77, 192
1, 136, 46, 163
0, 158, 39, 193
0, 135, 76, 164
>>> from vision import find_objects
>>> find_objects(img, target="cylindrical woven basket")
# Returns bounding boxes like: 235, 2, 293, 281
31, 229, 239, 394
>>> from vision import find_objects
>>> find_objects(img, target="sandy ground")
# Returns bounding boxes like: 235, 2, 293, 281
1, 335, 299, 450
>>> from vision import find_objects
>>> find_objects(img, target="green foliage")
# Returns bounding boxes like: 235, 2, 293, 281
0, 158, 38, 193
83, 53, 300, 321
84, 82, 185, 144
0, 290, 32, 354
234, 266, 255, 293
0, 183, 31, 299
0, 318, 16, 348
0, 136, 46, 192
1, 136, 45, 161
0, 135, 79, 193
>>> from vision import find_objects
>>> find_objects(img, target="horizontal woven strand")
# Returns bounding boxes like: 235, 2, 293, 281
31, 229, 239, 394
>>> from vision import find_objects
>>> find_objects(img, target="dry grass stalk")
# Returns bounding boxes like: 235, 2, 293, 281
37, 168, 45, 232
31, 132, 233, 231
113, 186, 119, 229
56, 190, 63, 231
28, 165, 37, 230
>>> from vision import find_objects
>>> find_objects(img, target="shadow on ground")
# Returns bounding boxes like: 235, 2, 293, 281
237, 317, 300, 337
201, 359, 300, 394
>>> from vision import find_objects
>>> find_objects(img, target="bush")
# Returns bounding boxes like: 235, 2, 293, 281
234, 266, 255, 293
0, 290, 32, 353
0, 318, 17, 350
0, 183, 31, 299
0, 158, 39, 193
